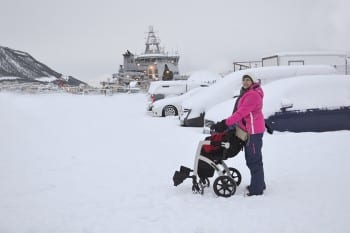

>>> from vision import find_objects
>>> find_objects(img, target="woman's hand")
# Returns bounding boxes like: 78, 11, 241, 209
210, 119, 227, 133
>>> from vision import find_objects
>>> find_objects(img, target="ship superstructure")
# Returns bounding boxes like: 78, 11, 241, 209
114, 26, 182, 89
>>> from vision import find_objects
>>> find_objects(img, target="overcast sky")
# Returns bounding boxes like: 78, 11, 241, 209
1, 0, 349, 81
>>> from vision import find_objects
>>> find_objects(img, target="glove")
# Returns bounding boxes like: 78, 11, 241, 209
210, 119, 228, 133
265, 122, 274, 134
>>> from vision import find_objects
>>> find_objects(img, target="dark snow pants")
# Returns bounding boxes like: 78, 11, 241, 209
244, 133, 266, 195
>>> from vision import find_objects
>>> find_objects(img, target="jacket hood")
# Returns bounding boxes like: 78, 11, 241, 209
249, 83, 264, 98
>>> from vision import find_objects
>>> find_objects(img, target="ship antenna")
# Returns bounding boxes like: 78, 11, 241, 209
145, 25, 161, 54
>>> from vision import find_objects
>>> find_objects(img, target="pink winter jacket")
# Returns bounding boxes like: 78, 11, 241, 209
225, 84, 265, 135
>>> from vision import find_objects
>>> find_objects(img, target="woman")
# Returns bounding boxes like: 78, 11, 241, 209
212, 74, 266, 196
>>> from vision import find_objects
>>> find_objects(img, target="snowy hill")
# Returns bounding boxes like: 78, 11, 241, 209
0, 46, 86, 86
0, 46, 61, 79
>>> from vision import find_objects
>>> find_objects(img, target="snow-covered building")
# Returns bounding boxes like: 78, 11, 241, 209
262, 52, 348, 74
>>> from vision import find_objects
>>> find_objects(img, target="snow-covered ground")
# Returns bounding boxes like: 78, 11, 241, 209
0, 93, 349, 233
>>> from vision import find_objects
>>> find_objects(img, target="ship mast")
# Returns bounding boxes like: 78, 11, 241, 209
144, 26, 161, 54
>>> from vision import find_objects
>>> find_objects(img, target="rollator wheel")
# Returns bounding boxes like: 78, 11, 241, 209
199, 177, 210, 188
213, 176, 236, 197
227, 167, 242, 186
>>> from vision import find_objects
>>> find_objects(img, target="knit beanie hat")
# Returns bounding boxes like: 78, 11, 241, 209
242, 74, 255, 83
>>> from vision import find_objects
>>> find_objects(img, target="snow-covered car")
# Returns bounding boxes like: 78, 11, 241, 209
185, 70, 221, 89
151, 87, 208, 117
147, 80, 187, 111
147, 71, 221, 111
203, 74, 350, 133
179, 65, 337, 127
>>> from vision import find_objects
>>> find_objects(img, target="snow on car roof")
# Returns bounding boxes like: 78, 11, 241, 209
152, 87, 206, 108
263, 74, 350, 116
147, 80, 187, 94
186, 70, 221, 83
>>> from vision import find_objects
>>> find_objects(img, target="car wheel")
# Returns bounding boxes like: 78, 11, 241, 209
163, 105, 178, 117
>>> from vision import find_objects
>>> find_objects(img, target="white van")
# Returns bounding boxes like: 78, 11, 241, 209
179, 65, 338, 127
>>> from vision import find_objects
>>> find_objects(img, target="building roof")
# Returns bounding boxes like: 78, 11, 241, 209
270, 51, 348, 57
